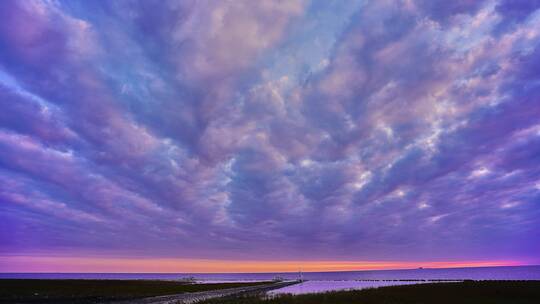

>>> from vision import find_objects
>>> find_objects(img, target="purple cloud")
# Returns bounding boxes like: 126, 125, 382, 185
0, 0, 539, 265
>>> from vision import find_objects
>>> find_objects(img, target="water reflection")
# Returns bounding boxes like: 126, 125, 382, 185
269, 280, 430, 295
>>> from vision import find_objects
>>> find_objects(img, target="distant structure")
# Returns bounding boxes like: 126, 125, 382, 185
178, 276, 196, 283
298, 268, 304, 281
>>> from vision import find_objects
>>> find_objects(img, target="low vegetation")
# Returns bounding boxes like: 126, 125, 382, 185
0, 279, 270, 303
203, 281, 540, 304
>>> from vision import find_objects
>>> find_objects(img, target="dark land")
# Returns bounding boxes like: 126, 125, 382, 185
202, 280, 540, 304
2, 280, 540, 304
0, 279, 270, 303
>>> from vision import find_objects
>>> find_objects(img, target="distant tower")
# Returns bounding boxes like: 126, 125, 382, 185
298, 267, 303, 281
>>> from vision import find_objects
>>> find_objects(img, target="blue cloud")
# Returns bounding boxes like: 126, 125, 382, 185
0, 0, 539, 263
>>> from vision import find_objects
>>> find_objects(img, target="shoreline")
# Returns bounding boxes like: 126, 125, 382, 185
2, 279, 540, 304
204, 281, 540, 304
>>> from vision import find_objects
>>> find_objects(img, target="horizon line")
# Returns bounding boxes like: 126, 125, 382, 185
0, 256, 531, 273
2, 264, 538, 275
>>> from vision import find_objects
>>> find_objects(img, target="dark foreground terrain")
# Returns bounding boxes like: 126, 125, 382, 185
202, 281, 540, 304
0, 279, 270, 303
3, 280, 540, 304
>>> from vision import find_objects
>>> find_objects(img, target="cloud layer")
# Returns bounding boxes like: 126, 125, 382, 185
1, 0, 539, 265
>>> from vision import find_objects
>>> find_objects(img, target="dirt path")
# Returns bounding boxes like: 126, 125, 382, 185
108, 281, 300, 304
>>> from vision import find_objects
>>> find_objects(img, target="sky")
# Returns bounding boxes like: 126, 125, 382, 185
0, 0, 539, 273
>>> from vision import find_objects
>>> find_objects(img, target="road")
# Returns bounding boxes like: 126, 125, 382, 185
108, 280, 300, 304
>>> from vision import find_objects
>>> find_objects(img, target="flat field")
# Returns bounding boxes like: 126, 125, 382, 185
0, 279, 269, 303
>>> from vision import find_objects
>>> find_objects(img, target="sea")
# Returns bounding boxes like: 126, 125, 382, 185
2, 265, 539, 295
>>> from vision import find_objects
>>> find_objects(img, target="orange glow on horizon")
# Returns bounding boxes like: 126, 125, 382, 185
0, 256, 523, 273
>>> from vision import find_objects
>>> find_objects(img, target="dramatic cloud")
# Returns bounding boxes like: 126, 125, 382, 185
0, 0, 539, 266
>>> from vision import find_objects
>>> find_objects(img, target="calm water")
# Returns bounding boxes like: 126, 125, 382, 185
268, 280, 432, 295
2, 265, 539, 294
